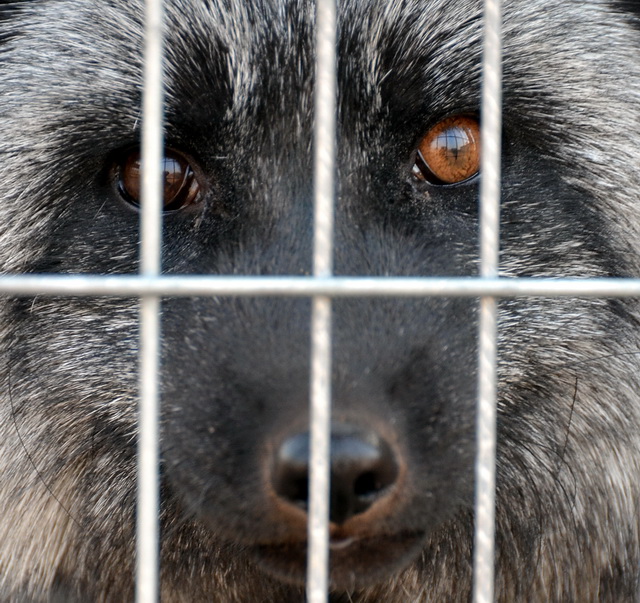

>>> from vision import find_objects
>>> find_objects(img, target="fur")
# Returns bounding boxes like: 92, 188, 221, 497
1, 0, 640, 600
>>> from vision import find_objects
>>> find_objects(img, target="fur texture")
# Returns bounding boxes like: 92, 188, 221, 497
1, 0, 640, 600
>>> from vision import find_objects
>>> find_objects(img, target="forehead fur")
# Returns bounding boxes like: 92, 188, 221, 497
0, 0, 639, 267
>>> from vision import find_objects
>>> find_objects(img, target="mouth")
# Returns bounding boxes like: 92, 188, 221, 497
252, 531, 426, 590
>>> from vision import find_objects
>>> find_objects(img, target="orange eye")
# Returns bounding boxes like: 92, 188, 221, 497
118, 149, 202, 211
412, 115, 480, 185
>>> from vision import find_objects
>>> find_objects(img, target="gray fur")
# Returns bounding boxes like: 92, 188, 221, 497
1, 0, 640, 601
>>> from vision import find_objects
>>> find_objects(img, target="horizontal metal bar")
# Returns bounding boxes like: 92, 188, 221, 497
0, 275, 640, 298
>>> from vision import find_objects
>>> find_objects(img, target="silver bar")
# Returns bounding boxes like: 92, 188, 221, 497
474, 296, 498, 603
478, 0, 503, 278
137, 300, 161, 603
137, 0, 165, 600
474, 0, 503, 601
307, 0, 337, 600
308, 295, 332, 602
2, 275, 640, 298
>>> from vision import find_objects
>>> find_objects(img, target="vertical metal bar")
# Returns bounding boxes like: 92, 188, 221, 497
308, 296, 332, 602
473, 0, 502, 602
307, 0, 337, 601
136, 0, 164, 601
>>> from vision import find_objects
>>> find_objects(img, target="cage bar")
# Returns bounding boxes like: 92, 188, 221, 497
136, 0, 165, 601
474, 0, 503, 601
2, 274, 640, 298
307, 0, 338, 600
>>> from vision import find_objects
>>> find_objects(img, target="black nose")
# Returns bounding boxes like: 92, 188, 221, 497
272, 424, 399, 525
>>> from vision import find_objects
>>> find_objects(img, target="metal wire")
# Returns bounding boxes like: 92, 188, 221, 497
136, 0, 165, 600
307, 0, 337, 600
474, 0, 503, 601
1, 274, 640, 298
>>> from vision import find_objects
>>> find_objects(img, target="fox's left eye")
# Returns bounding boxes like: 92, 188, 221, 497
117, 148, 203, 211
412, 115, 480, 185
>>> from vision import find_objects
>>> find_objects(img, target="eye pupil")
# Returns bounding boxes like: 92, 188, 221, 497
122, 154, 142, 202
162, 156, 196, 208
163, 157, 184, 202
118, 150, 201, 211
414, 115, 480, 185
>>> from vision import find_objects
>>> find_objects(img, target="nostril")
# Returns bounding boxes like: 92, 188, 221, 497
331, 430, 398, 522
271, 425, 400, 524
272, 433, 312, 511
354, 471, 382, 497
285, 477, 309, 510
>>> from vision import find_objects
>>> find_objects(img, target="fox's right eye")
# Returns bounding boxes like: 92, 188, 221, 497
412, 115, 481, 186
117, 149, 203, 211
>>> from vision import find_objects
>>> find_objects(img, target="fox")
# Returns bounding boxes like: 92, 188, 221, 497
1, 0, 640, 600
